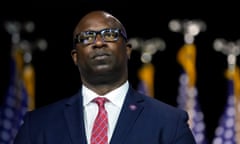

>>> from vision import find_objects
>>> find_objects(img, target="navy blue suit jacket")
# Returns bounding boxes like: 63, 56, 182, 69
14, 86, 196, 144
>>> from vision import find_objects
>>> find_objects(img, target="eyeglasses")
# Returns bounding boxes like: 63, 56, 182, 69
74, 28, 127, 45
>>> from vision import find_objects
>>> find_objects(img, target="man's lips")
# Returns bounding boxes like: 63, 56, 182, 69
94, 54, 109, 60
91, 51, 111, 60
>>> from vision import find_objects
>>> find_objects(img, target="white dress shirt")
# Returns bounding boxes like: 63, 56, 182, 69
82, 81, 129, 144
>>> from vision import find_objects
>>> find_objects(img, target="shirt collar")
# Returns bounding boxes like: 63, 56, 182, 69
82, 81, 129, 107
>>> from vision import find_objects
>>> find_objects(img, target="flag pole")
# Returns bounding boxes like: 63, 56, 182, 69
5, 21, 35, 111
128, 37, 165, 97
5, 21, 48, 111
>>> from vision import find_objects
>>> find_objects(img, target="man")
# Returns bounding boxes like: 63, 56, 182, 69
14, 10, 196, 144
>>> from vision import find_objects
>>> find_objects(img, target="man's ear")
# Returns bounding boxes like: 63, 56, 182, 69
71, 49, 78, 66
126, 43, 132, 59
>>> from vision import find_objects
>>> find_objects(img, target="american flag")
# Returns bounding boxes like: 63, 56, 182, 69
0, 51, 29, 144
177, 44, 208, 144
212, 66, 240, 144
212, 80, 236, 144
177, 73, 208, 144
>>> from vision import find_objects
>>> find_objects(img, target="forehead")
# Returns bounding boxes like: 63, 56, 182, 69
74, 13, 121, 34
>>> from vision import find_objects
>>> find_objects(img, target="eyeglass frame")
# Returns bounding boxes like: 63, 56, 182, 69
74, 28, 128, 45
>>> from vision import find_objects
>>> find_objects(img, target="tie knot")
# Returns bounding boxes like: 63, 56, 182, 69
93, 97, 107, 107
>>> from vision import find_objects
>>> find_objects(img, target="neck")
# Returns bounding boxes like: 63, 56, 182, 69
82, 79, 127, 95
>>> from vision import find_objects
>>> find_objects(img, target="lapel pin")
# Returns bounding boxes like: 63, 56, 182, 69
129, 104, 137, 111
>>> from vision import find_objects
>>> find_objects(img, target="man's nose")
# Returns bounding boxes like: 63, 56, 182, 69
94, 34, 105, 45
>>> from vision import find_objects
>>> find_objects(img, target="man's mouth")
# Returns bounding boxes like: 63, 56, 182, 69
94, 54, 108, 60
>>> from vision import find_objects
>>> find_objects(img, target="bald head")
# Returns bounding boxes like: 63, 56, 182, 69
73, 11, 127, 39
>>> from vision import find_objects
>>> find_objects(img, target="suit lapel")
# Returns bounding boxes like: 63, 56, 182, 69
64, 91, 87, 144
110, 87, 144, 144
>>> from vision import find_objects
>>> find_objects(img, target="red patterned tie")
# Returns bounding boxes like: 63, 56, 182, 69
91, 97, 108, 144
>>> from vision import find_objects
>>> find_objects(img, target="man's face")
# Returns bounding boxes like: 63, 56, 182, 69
71, 13, 131, 83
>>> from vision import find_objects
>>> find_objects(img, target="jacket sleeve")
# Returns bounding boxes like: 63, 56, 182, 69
13, 113, 31, 144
